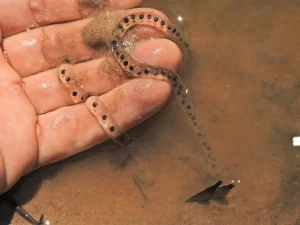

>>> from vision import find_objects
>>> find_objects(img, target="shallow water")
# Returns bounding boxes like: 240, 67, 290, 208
11, 0, 300, 224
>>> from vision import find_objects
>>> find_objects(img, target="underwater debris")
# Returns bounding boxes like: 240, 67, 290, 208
113, 132, 134, 147
132, 175, 148, 201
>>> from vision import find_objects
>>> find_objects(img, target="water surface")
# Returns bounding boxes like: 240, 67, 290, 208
12, 0, 300, 224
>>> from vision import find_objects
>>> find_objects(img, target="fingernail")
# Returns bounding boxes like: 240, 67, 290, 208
104, 78, 171, 131
131, 38, 182, 71
110, 0, 142, 9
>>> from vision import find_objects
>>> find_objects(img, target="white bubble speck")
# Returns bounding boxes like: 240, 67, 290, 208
293, 136, 300, 146
177, 16, 183, 22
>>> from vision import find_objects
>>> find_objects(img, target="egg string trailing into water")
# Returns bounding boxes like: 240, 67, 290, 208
110, 12, 220, 178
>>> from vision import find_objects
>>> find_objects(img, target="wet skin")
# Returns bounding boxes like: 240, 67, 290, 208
0, 0, 183, 194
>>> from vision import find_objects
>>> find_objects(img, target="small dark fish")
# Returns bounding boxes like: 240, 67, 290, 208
185, 180, 235, 203
211, 183, 235, 200
185, 181, 223, 203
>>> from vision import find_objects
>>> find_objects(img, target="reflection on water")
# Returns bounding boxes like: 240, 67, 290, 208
12, 0, 300, 224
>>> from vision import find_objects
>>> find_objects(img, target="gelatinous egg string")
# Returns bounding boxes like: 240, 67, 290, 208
112, 13, 191, 54
110, 12, 220, 177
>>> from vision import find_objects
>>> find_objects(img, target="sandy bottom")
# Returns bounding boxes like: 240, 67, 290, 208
11, 0, 300, 224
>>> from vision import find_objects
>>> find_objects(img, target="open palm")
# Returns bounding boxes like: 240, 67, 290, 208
0, 0, 182, 193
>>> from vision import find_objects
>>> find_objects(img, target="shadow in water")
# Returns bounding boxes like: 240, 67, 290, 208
0, 194, 15, 225
0, 130, 138, 224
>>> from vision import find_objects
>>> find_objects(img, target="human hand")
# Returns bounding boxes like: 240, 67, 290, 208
0, 0, 182, 193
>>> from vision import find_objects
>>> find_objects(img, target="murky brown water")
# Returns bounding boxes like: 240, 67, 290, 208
11, 0, 300, 224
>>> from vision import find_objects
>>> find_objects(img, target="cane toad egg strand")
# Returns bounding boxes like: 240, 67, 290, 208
112, 12, 190, 50
111, 13, 220, 177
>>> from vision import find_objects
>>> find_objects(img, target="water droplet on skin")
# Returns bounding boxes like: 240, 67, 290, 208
23, 39, 37, 47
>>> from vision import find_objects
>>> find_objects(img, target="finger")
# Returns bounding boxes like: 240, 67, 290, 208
0, 31, 20, 84
0, 29, 38, 193
23, 38, 182, 114
109, 0, 142, 9
23, 58, 124, 114
0, 0, 142, 37
3, 8, 171, 77
36, 77, 171, 167
4, 18, 95, 77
